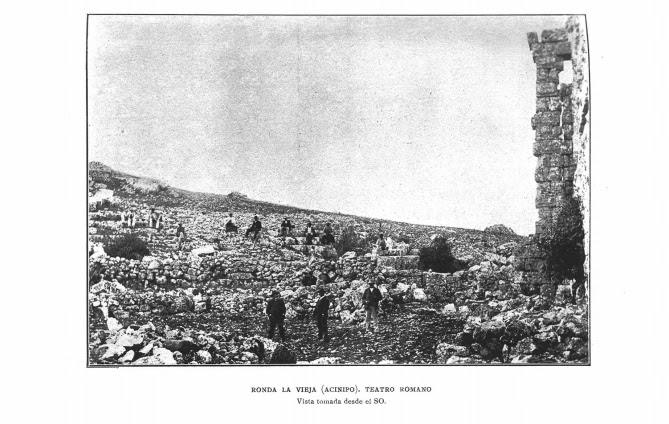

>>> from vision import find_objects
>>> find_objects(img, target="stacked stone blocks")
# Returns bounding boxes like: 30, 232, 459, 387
528, 28, 575, 235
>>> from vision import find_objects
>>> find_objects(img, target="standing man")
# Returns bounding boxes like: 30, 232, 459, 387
313, 287, 331, 343
266, 290, 286, 342
362, 279, 383, 332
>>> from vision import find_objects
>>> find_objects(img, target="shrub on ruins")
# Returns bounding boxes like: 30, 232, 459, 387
536, 194, 586, 288
418, 237, 467, 273
334, 227, 370, 256
102, 233, 151, 260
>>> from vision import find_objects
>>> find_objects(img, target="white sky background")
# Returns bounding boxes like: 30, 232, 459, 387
89, 15, 568, 235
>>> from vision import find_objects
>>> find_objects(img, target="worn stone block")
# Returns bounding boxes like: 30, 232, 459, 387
527, 32, 539, 49
535, 165, 562, 183
535, 57, 564, 70
534, 139, 572, 156
536, 68, 549, 82
536, 190, 561, 208
541, 28, 568, 43
533, 111, 561, 125
537, 208, 555, 222
563, 165, 577, 181
533, 41, 571, 59
561, 154, 574, 167
538, 154, 563, 168
536, 96, 562, 112
536, 125, 562, 139
537, 82, 559, 97
563, 124, 574, 140
562, 108, 574, 124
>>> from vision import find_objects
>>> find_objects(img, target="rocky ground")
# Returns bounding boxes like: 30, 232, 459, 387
88, 163, 589, 365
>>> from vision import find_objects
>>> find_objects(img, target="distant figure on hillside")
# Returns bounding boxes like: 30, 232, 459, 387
176, 222, 186, 240
301, 269, 317, 286
375, 234, 387, 254
362, 280, 383, 332
128, 210, 136, 228
321, 222, 335, 245
304, 222, 318, 245
120, 211, 127, 228
280, 217, 293, 236
318, 271, 332, 286
156, 214, 164, 232
313, 287, 331, 343
149, 209, 158, 228
224, 213, 238, 233
245, 216, 262, 242
386, 236, 394, 251
266, 290, 286, 342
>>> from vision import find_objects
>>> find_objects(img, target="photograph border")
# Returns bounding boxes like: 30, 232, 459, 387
86, 13, 591, 368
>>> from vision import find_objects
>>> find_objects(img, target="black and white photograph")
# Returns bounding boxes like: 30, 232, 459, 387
86, 14, 590, 366
6, 0, 669, 422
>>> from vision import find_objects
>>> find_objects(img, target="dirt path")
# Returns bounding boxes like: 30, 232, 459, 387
92, 303, 465, 364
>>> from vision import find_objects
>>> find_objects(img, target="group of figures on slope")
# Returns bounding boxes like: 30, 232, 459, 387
264, 280, 384, 344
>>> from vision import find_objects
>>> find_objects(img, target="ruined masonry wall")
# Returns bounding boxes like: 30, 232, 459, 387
527, 17, 590, 286
528, 27, 576, 235
566, 16, 590, 286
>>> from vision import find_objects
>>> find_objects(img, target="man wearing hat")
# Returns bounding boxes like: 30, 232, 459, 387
313, 287, 331, 343
266, 290, 287, 342
362, 279, 383, 332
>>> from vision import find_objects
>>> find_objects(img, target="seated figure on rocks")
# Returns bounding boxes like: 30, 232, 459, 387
301, 269, 317, 286
245, 216, 262, 242
321, 222, 335, 245
280, 217, 294, 236
224, 213, 238, 233
304, 221, 318, 245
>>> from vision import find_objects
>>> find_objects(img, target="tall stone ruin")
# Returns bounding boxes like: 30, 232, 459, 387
515, 16, 590, 294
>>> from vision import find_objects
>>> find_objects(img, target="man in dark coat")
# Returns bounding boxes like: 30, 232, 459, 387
280, 217, 293, 236
245, 216, 262, 242
362, 280, 383, 332
301, 270, 317, 286
266, 290, 286, 342
321, 222, 335, 245
313, 287, 331, 342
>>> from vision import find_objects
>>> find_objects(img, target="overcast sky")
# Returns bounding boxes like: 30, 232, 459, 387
89, 15, 568, 235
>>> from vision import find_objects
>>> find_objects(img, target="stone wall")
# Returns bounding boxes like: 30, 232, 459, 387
528, 26, 576, 235
527, 16, 589, 287
566, 16, 590, 287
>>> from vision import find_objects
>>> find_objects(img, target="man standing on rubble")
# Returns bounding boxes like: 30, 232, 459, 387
266, 290, 287, 342
362, 279, 383, 332
313, 287, 331, 343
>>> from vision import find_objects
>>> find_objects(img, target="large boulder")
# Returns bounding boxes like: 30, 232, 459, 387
436, 343, 470, 363
269, 344, 297, 364
162, 339, 201, 354
413, 288, 427, 302
115, 333, 144, 349
99, 344, 126, 361
484, 224, 516, 236
132, 348, 176, 365
191, 245, 216, 257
